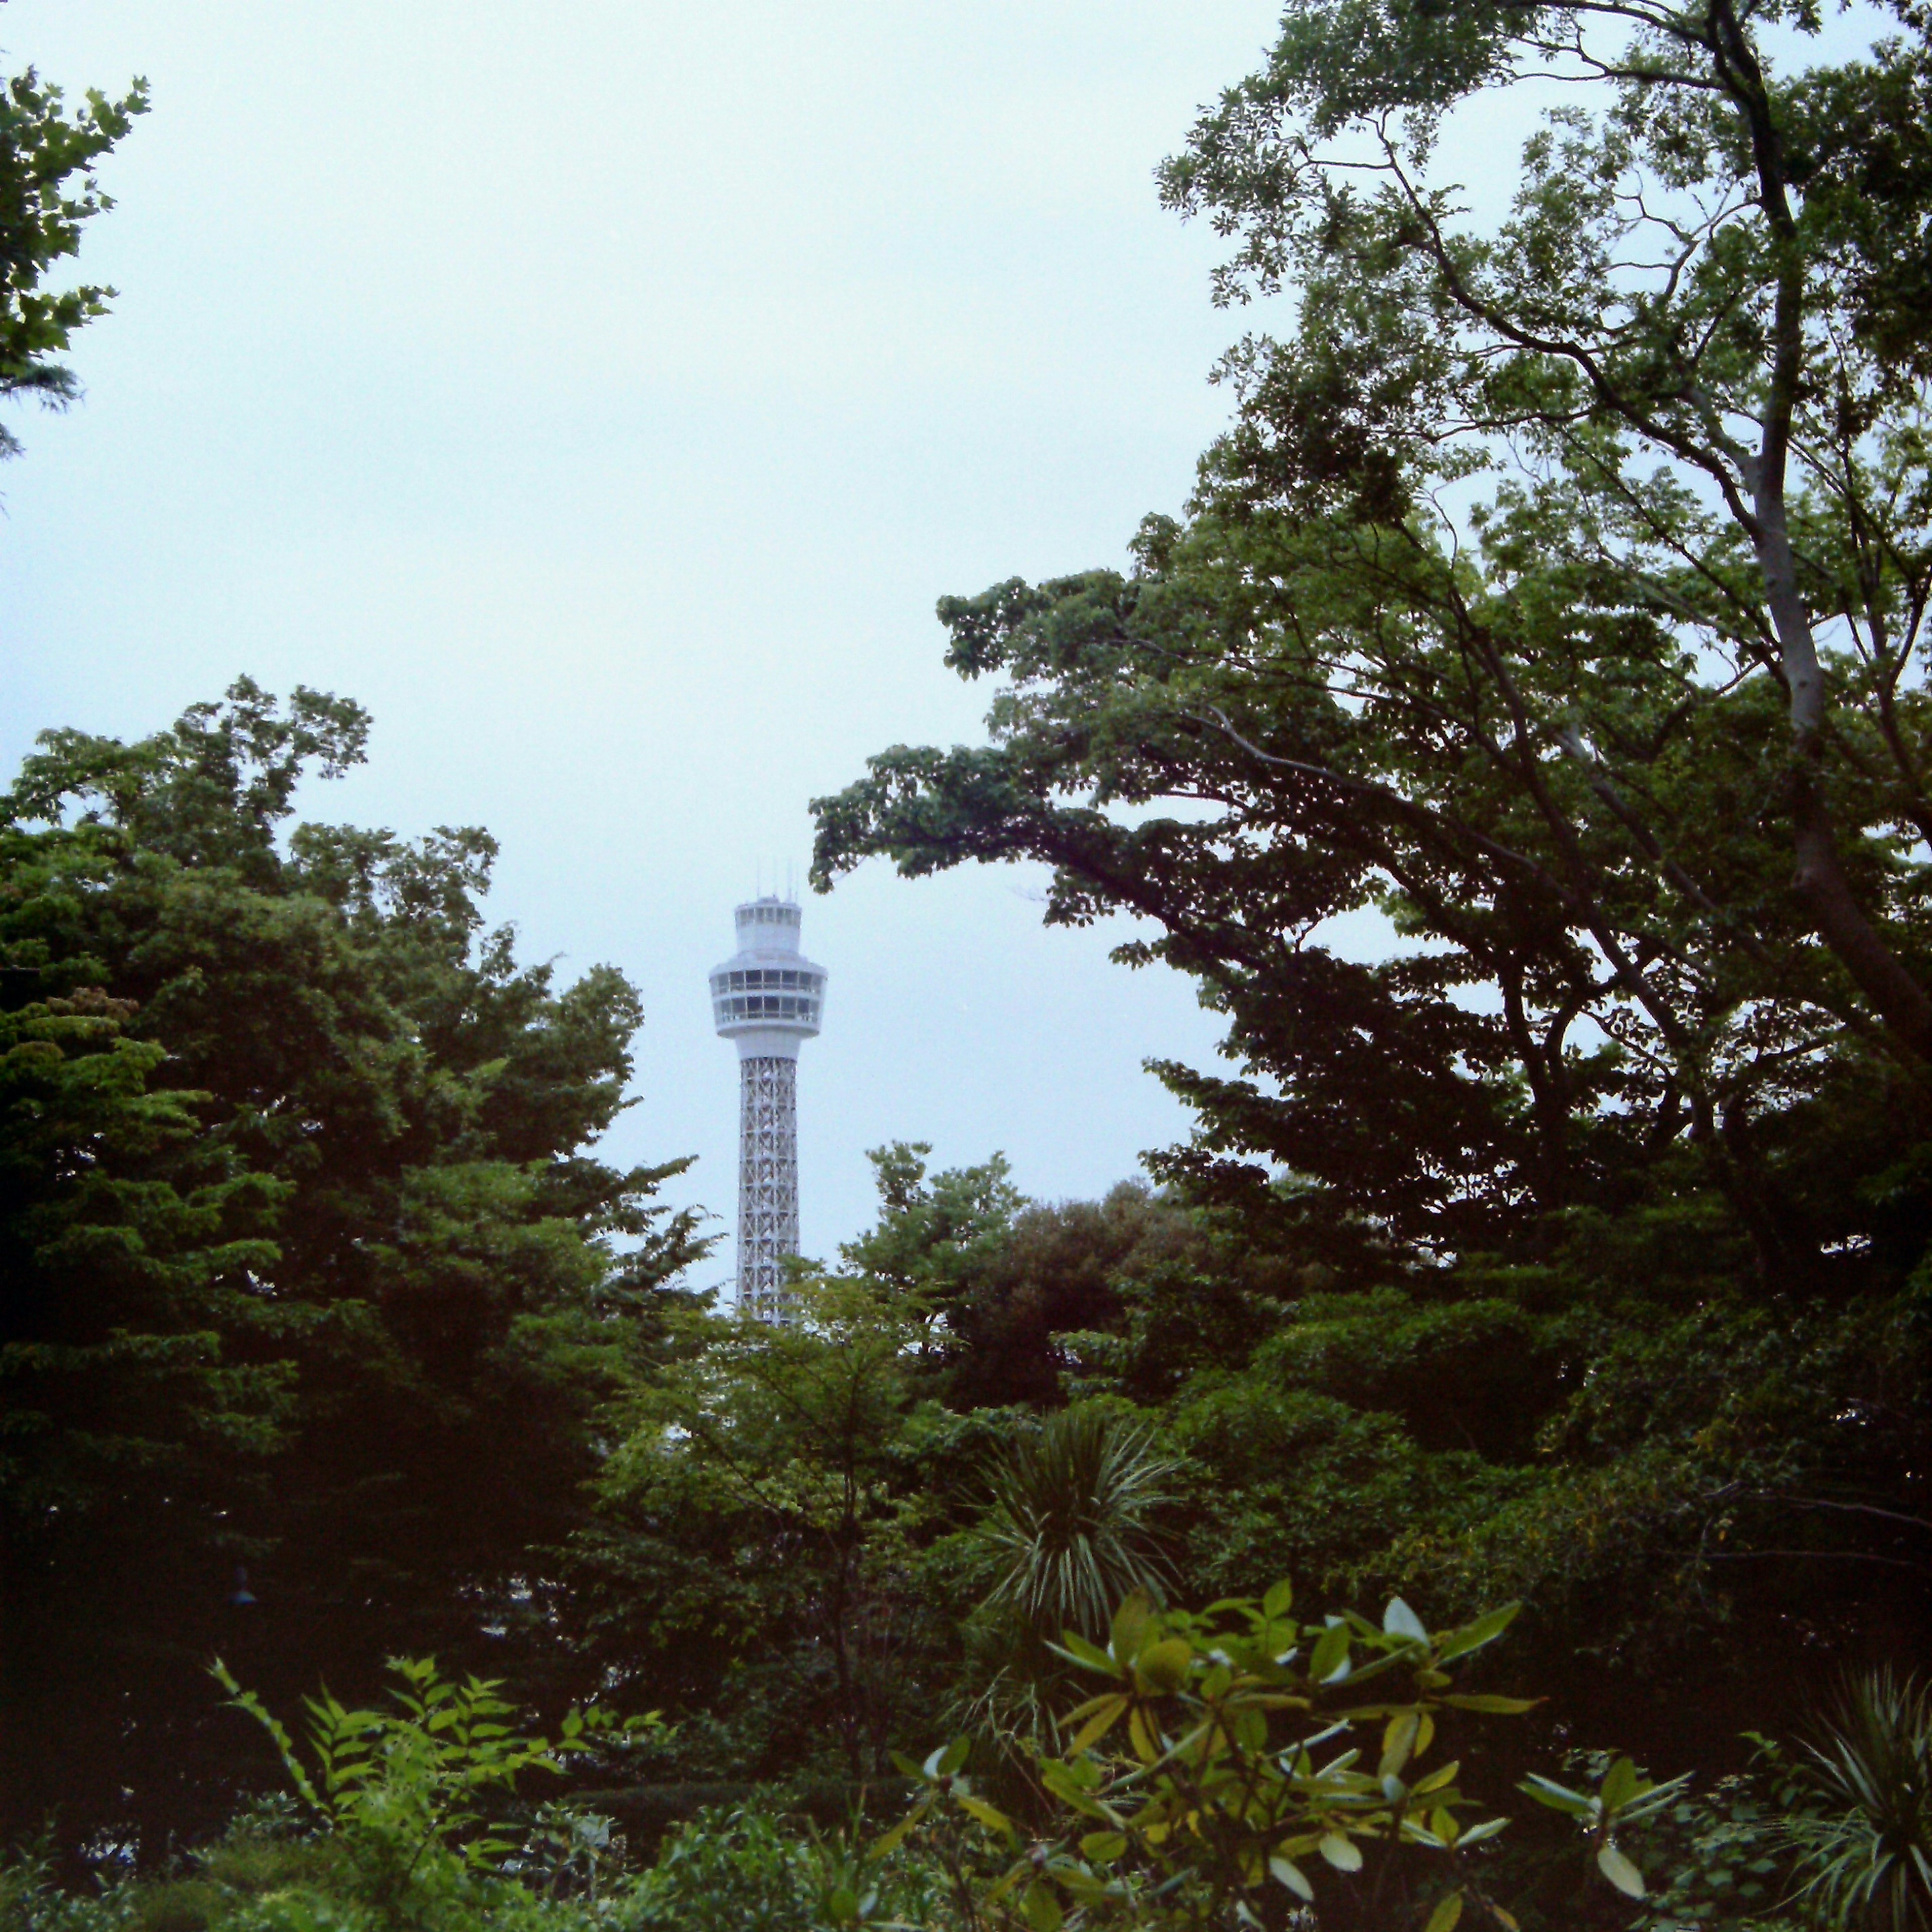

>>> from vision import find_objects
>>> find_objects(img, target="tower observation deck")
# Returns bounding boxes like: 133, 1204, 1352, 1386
709, 898, 827, 1321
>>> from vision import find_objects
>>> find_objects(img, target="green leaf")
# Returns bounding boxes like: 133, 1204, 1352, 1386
1599, 1756, 1639, 1814
1444, 1694, 1540, 1715
1381, 1710, 1420, 1777
1519, 1774, 1595, 1818
1054, 1632, 1119, 1676
1052, 1869, 1109, 1904
1270, 1856, 1315, 1901
1263, 1579, 1295, 1620
1383, 1598, 1428, 1642
1080, 1830, 1127, 1864
1134, 1637, 1192, 1696
1023, 1880, 1064, 1932
1597, 1844, 1646, 1898
1434, 1604, 1519, 1662
1066, 1694, 1129, 1756
1110, 1591, 1153, 1664
1424, 1893, 1465, 1932
1310, 1624, 1352, 1682
1320, 1832, 1363, 1872
957, 1796, 1015, 1839
1040, 1759, 1107, 1817
986, 1864, 1027, 1906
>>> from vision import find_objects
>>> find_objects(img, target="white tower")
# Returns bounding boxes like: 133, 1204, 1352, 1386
709, 898, 828, 1321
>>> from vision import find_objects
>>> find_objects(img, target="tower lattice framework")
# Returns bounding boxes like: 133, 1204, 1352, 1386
709, 897, 827, 1322
736, 1056, 798, 1321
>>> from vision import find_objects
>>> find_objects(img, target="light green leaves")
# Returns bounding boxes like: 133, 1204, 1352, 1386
871, 1577, 1620, 1932
1519, 1773, 1595, 1818
1054, 1632, 1117, 1675
1319, 1831, 1364, 1872
1519, 1755, 1682, 1904
1064, 1693, 1131, 1756
1383, 1597, 1428, 1642
1110, 1587, 1156, 1666
1133, 1637, 1193, 1697
1435, 1604, 1519, 1662
1309, 1622, 1353, 1683
1270, 1855, 1315, 1900
1597, 1844, 1646, 1898
1381, 1710, 1422, 1777
957, 1796, 1015, 1840
1022, 1880, 1063, 1932
211, 1653, 630, 1903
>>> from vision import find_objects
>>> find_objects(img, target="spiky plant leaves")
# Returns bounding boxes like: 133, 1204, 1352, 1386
1783, 1669, 1932, 1931
977, 1407, 1177, 1640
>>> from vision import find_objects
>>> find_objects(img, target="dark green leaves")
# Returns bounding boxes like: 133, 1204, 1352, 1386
4, 682, 706, 1849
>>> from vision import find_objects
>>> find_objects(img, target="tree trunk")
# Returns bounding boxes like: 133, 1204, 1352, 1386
1752, 493, 1932, 1059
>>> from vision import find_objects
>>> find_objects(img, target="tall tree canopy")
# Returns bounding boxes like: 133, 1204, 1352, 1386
812, 0, 1932, 1289
808, 0, 1932, 1719
0, 683, 706, 1850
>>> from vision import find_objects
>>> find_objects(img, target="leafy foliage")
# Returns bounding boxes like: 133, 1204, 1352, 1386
0, 60, 147, 454
1619, 1753, 1804, 1930
584, 1275, 934, 1781
806, 0, 1932, 1780
813, 0, 1932, 1277
0, 684, 707, 1849
977, 1409, 1176, 1642
210, 1655, 650, 1920
878, 1579, 1689, 1932
9, 0, 1932, 1906
619, 1804, 942, 1932
1780, 1670, 1932, 1931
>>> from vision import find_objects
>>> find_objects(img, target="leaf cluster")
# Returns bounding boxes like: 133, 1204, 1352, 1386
877, 1580, 1689, 1932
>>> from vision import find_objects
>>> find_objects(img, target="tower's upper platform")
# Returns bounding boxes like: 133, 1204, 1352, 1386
710, 897, 827, 1061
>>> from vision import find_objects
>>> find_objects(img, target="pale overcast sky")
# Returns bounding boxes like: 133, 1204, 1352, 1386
0, 2, 1293, 1277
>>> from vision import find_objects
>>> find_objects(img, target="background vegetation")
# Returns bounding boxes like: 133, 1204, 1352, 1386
5, 0, 1931, 1925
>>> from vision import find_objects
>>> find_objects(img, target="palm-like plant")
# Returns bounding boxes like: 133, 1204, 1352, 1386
978, 1406, 1177, 1640
1782, 1669, 1932, 1930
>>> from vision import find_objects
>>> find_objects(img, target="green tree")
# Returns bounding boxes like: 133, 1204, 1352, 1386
839, 1142, 1024, 1333
812, 0, 1932, 1289
0, 682, 706, 1852
842, 1147, 1284, 1411
0, 49, 146, 454
1160, 0, 1932, 1054
588, 1277, 933, 1783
